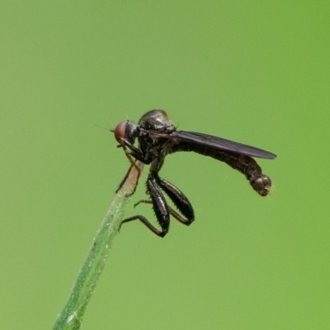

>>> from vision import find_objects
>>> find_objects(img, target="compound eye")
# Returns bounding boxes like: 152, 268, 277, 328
112, 121, 128, 145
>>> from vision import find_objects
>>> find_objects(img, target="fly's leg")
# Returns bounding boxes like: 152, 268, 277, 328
135, 199, 193, 225
134, 199, 152, 207
135, 173, 195, 225
120, 138, 152, 165
120, 178, 170, 237
120, 215, 166, 237
167, 208, 192, 225
154, 174, 195, 224
115, 139, 151, 194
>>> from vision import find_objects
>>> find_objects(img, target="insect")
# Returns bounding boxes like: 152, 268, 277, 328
112, 109, 276, 237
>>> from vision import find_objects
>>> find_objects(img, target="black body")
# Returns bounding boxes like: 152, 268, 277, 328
113, 109, 276, 237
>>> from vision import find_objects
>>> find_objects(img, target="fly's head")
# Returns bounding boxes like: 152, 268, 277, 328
112, 120, 139, 148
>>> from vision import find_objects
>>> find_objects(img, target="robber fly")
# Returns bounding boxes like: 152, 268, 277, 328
112, 109, 276, 237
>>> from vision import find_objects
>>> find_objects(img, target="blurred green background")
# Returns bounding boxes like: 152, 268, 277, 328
1, 1, 329, 329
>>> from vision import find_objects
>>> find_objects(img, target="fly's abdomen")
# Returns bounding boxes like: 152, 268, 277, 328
249, 173, 272, 196
171, 142, 273, 196
212, 151, 273, 196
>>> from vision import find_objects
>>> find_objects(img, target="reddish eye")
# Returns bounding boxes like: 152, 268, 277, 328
113, 121, 128, 144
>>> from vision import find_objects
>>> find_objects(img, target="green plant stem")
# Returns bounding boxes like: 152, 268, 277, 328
52, 162, 143, 330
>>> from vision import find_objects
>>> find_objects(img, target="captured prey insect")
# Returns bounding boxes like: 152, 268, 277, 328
112, 109, 276, 237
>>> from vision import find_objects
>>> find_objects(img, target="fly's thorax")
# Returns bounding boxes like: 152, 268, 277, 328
138, 109, 175, 133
